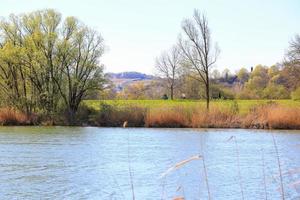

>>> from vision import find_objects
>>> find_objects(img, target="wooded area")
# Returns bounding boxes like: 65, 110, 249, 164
0, 9, 105, 124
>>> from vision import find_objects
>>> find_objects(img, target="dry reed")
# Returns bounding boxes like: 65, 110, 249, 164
261, 148, 268, 200
127, 129, 135, 200
227, 136, 244, 200
272, 133, 285, 200
243, 104, 300, 129
1, 101, 299, 129
200, 134, 211, 200
0, 107, 33, 125
173, 196, 185, 200
191, 106, 238, 128
146, 103, 300, 129
160, 155, 202, 178
146, 106, 191, 128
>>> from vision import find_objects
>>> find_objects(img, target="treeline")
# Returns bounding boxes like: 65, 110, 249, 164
153, 10, 300, 102
213, 63, 300, 100
102, 47, 300, 102
0, 9, 105, 124
100, 10, 300, 102
102, 61, 300, 101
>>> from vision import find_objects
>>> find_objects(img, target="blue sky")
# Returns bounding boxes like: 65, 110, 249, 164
1, 0, 300, 74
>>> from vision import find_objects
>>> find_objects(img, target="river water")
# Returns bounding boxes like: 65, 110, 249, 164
0, 127, 299, 200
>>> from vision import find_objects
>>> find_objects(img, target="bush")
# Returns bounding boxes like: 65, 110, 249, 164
236, 88, 260, 99
262, 84, 290, 99
291, 87, 300, 100
76, 104, 97, 125
94, 102, 146, 127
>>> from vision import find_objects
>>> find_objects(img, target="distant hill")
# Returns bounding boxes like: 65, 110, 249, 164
106, 71, 154, 80
105, 71, 156, 92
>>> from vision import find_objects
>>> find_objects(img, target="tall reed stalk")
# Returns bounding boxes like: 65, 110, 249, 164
127, 131, 135, 200
261, 148, 268, 200
200, 135, 211, 200
234, 136, 244, 200
228, 136, 244, 200
272, 133, 285, 200
160, 177, 167, 200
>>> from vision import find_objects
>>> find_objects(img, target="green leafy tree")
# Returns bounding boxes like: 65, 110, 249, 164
237, 68, 249, 83
262, 84, 290, 99
0, 10, 106, 124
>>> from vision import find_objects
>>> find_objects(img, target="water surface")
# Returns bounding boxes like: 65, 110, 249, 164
0, 127, 299, 200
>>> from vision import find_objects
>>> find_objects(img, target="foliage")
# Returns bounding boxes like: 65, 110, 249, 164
262, 84, 290, 99
0, 9, 105, 124
95, 102, 146, 126
291, 87, 300, 100
237, 68, 249, 83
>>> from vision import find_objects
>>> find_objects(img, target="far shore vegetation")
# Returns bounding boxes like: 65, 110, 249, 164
0, 9, 299, 129
1, 100, 300, 130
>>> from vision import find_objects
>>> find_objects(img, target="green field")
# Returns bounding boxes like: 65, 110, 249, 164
84, 99, 300, 114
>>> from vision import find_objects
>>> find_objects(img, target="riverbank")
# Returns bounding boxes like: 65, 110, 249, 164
1, 100, 300, 129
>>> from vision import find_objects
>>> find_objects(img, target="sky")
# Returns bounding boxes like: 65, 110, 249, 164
0, 0, 300, 74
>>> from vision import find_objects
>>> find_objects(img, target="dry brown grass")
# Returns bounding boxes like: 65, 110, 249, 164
2, 101, 298, 128
144, 103, 300, 129
145, 106, 191, 127
146, 105, 239, 128
267, 106, 300, 129
190, 106, 239, 128
243, 104, 300, 129
0, 107, 33, 125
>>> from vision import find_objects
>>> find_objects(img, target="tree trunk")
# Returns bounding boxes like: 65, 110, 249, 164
67, 105, 77, 126
170, 85, 174, 100
206, 75, 210, 110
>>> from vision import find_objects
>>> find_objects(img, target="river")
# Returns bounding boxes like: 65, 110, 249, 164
0, 127, 299, 199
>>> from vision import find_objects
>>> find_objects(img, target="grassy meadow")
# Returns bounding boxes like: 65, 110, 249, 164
85, 99, 300, 114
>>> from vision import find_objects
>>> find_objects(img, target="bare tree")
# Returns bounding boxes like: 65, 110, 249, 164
283, 34, 300, 90
155, 46, 181, 100
178, 9, 219, 109
286, 34, 300, 63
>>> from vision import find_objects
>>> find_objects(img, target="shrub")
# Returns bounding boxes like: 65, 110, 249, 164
262, 84, 290, 99
76, 104, 97, 125
236, 88, 260, 99
291, 87, 300, 100
94, 102, 146, 127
